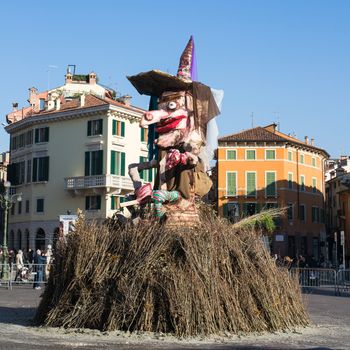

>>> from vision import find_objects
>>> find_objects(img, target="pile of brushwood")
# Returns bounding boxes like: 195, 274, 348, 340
35, 206, 309, 337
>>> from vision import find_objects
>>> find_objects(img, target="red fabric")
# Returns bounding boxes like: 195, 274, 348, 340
156, 115, 187, 133
166, 149, 188, 170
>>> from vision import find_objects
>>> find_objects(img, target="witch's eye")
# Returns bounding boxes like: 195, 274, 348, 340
168, 101, 177, 110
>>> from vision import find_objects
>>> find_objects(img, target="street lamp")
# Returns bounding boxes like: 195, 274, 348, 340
0, 181, 22, 280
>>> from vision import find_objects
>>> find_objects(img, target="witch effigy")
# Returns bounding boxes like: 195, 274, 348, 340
123, 36, 223, 225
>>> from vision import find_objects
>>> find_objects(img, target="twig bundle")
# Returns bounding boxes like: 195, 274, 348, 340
35, 206, 309, 337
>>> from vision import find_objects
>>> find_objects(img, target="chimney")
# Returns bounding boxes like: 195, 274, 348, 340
89, 72, 97, 84
65, 73, 73, 84
311, 138, 314, 146
12, 102, 18, 111
56, 98, 61, 111
264, 123, 277, 133
304, 136, 309, 144
47, 93, 55, 111
117, 95, 132, 106
80, 94, 85, 107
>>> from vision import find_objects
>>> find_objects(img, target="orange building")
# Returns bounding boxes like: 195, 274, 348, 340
217, 124, 329, 259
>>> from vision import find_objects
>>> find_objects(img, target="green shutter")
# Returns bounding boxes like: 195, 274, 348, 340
247, 172, 256, 196
111, 196, 115, 210
97, 150, 103, 174
85, 152, 90, 176
32, 158, 38, 182
266, 172, 276, 196
97, 196, 101, 210
141, 127, 145, 142
111, 151, 116, 175
112, 120, 117, 135
85, 196, 90, 210
43, 157, 49, 181
246, 150, 255, 160
266, 150, 275, 160
121, 152, 125, 176
45, 127, 49, 142
227, 150, 236, 160
227, 172, 236, 196
223, 203, 228, 217
87, 121, 92, 136
121, 122, 125, 137
98, 119, 103, 135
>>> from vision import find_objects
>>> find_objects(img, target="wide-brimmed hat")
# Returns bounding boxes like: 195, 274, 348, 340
127, 36, 196, 97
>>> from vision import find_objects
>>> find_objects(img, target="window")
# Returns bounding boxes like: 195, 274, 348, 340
7, 161, 25, 185
26, 159, 32, 183
18, 133, 25, 148
300, 175, 305, 191
85, 195, 101, 210
312, 157, 316, 167
299, 204, 306, 222
25, 200, 30, 214
32, 156, 49, 182
288, 172, 293, 189
39, 98, 45, 110
287, 203, 293, 220
85, 150, 103, 176
226, 172, 237, 196
26, 130, 33, 146
140, 127, 148, 143
111, 196, 126, 210
35, 127, 49, 143
246, 172, 256, 197
36, 198, 44, 213
312, 178, 317, 193
288, 151, 292, 161
113, 120, 125, 137
300, 154, 304, 164
11, 204, 15, 215
226, 150, 237, 160
110, 151, 125, 176
312, 207, 320, 223
87, 119, 103, 136
243, 202, 257, 216
139, 156, 153, 182
265, 150, 276, 160
246, 150, 256, 160
11, 135, 17, 151
18, 201, 22, 215
265, 172, 276, 197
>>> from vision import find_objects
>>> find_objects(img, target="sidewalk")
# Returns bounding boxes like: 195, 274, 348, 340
0, 287, 350, 349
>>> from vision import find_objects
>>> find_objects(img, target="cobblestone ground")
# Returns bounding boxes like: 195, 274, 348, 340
0, 285, 349, 349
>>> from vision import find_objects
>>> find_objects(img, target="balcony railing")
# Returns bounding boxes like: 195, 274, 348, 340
64, 174, 134, 191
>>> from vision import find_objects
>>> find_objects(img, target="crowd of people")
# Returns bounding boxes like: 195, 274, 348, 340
273, 253, 328, 269
0, 246, 53, 289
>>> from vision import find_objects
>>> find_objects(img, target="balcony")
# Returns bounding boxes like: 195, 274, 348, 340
64, 174, 134, 192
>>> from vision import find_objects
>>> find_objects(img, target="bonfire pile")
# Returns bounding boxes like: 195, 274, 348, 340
35, 207, 309, 336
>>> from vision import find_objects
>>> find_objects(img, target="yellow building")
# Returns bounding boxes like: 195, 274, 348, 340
217, 124, 329, 259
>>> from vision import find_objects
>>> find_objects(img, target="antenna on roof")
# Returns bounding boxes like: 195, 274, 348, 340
273, 111, 280, 131
47, 65, 58, 90
67, 64, 76, 75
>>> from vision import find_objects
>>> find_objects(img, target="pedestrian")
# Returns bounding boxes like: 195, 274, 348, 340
14, 250, 24, 282
33, 249, 46, 290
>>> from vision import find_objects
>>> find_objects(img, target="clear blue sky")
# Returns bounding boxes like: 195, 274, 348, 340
1, 0, 349, 158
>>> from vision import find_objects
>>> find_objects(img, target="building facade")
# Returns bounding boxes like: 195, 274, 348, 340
325, 159, 350, 267
4, 72, 150, 251
217, 124, 329, 259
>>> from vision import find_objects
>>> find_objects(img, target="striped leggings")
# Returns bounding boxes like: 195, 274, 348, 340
151, 190, 180, 217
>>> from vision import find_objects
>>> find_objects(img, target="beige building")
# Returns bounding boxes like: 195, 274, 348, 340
4, 71, 150, 251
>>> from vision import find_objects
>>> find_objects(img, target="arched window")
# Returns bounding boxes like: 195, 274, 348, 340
17, 229, 22, 250
35, 228, 46, 251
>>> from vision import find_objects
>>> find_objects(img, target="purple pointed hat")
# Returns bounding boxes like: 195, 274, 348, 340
127, 37, 196, 97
